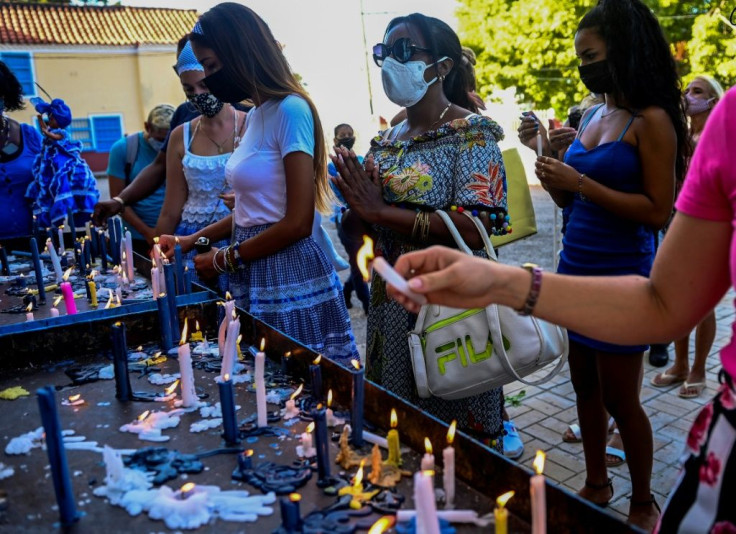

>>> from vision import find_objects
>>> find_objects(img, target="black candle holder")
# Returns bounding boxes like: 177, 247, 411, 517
123, 446, 204, 485
232, 459, 312, 495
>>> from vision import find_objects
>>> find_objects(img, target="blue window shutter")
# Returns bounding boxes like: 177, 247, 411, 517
0, 52, 35, 96
90, 115, 123, 152
68, 118, 93, 151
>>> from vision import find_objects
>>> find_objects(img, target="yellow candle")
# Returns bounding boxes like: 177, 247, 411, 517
88, 280, 97, 307
386, 408, 401, 467
495, 490, 514, 534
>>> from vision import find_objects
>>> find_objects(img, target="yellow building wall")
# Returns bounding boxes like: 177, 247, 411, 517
8, 48, 183, 136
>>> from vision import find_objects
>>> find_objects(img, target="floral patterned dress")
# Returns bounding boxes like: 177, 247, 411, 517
366, 115, 509, 445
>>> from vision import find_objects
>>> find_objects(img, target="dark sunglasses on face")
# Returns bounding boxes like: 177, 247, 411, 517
372, 38, 431, 67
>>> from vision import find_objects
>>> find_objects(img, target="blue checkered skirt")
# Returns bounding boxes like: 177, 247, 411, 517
229, 223, 359, 365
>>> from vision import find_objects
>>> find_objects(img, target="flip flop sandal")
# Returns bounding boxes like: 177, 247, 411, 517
585, 477, 614, 508
605, 446, 626, 468
650, 371, 687, 388
678, 381, 706, 399
562, 423, 582, 443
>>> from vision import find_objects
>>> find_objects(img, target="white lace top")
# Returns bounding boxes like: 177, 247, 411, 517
180, 120, 232, 226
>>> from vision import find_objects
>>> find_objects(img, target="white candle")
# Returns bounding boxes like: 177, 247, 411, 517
177, 321, 198, 408
372, 257, 427, 305
255, 340, 267, 427
151, 262, 160, 299
421, 437, 435, 472
115, 286, 123, 304
50, 307, 59, 317
299, 422, 316, 457
220, 316, 240, 380
536, 130, 543, 157
46, 238, 63, 283
531, 450, 547, 534
218, 297, 235, 358
58, 226, 65, 255
284, 384, 303, 420
25, 310, 34, 322
443, 420, 456, 509
414, 470, 440, 534
396, 510, 483, 524
124, 230, 134, 280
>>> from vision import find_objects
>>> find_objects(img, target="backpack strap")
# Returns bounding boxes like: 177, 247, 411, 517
123, 133, 139, 186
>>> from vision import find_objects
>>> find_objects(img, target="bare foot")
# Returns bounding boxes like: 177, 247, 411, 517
628, 500, 660, 532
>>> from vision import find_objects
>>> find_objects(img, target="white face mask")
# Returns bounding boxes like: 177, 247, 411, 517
381, 56, 448, 108
147, 136, 164, 152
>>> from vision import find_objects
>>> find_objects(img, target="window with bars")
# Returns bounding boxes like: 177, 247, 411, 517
90, 115, 123, 152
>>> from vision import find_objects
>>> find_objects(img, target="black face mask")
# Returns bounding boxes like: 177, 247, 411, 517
202, 68, 250, 104
578, 60, 615, 95
337, 136, 356, 150
188, 93, 224, 118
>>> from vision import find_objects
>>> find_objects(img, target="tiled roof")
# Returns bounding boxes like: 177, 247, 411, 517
0, 2, 198, 46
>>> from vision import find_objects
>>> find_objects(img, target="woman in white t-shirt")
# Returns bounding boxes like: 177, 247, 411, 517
160, 3, 358, 364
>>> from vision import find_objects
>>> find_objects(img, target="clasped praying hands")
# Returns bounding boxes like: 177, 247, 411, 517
329, 146, 386, 224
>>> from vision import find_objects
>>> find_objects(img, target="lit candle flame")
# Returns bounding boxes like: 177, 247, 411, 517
180, 482, 195, 495
289, 493, 301, 503
447, 420, 457, 445
137, 410, 150, 422
533, 450, 546, 475
424, 437, 433, 455
422, 469, 435, 477
26, 302, 33, 312
68, 394, 81, 402
284, 351, 292, 359
290, 384, 304, 401
223, 374, 230, 381
390, 408, 397, 429
165, 379, 180, 395
497, 490, 515, 508
356, 235, 375, 281
225, 291, 232, 301
159, 292, 166, 298
351, 359, 361, 370
179, 319, 188, 346
136, 345, 143, 351
236, 334, 242, 345
195, 320, 200, 332
245, 449, 254, 457
62, 267, 72, 282
353, 459, 365, 489
260, 338, 265, 351
327, 389, 333, 408
53, 296, 63, 307
153, 236, 159, 244
306, 422, 315, 433
313, 355, 322, 365
368, 516, 396, 534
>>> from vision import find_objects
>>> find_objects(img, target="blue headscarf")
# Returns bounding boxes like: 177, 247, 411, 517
176, 41, 204, 76
30, 97, 72, 128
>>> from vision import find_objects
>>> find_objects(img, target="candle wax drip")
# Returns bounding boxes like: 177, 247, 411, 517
232, 460, 312, 495
64, 363, 115, 385
302, 504, 375, 533
124, 447, 204, 485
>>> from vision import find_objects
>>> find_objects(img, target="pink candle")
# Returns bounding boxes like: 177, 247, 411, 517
60, 268, 77, 314
531, 451, 547, 534
255, 339, 267, 428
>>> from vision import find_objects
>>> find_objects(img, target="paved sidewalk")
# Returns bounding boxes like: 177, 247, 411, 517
327, 186, 733, 523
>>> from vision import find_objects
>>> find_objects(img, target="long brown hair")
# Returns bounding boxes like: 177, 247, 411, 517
191, 2, 332, 213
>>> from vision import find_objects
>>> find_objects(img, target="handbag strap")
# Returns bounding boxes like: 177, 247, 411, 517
434, 210, 569, 386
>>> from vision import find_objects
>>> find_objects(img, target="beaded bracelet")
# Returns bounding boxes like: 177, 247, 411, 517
517, 263, 543, 316
578, 173, 588, 202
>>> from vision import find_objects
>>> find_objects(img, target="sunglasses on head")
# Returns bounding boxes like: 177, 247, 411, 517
372, 38, 431, 67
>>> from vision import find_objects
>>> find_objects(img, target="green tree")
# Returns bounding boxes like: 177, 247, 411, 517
686, 3, 736, 89
457, 0, 726, 116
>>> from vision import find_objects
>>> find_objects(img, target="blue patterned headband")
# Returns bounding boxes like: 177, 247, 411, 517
176, 41, 204, 76
191, 21, 204, 36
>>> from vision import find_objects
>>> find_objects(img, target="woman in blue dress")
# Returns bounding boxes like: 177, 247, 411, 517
519, 0, 688, 530
0, 61, 42, 243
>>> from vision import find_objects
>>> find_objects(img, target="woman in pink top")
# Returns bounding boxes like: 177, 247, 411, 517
389, 87, 736, 532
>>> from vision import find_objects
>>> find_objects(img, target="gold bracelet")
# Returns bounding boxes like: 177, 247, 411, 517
420, 211, 431, 242
411, 211, 423, 241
